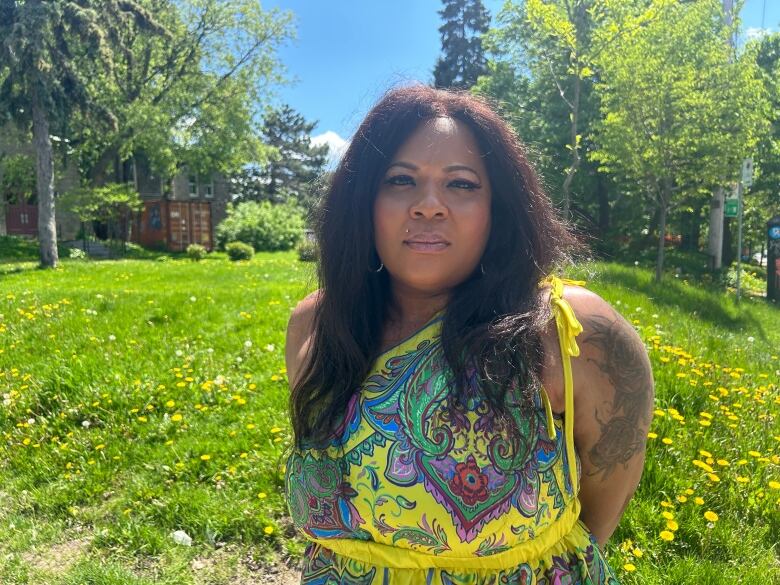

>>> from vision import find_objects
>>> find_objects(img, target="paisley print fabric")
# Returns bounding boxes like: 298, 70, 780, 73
284, 276, 621, 584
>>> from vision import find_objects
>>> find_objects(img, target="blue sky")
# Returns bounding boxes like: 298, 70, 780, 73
261, 0, 780, 163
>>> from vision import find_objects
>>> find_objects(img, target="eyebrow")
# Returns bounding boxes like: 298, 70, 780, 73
385, 161, 481, 175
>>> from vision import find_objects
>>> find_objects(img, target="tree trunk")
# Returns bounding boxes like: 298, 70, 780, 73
596, 172, 610, 238
32, 85, 59, 269
722, 216, 734, 267
707, 186, 724, 270
562, 73, 581, 220
655, 181, 670, 283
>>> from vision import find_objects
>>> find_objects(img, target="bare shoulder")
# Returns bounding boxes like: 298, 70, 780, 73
561, 285, 655, 477
553, 284, 655, 546
285, 289, 323, 388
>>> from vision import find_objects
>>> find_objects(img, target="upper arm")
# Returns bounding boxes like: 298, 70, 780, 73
564, 287, 655, 546
285, 289, 321, 389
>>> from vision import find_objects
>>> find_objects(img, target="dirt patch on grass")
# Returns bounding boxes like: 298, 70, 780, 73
189, 545, 302, 585
21, 535, 92, 575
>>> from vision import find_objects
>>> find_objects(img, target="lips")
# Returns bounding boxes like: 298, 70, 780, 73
404, 233, 451, 245
404, 233, 450, 253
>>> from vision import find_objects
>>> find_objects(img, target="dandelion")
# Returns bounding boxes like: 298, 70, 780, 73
623, 563, 637, 572
632, 548, 643, 558
666, 520, 679, 531
647, 432, 658, 439
263, 525, 274, 535
200, 454, 211, 461
258, 492, 267, 499
190, 296, 197, 302
659, 530, 674, 542
264, 343, 276, 352
736, 476, 749, 484
244, 340, 252, 349
704, 511, 719, 522
694, 497, 705, 505
171, 414, 183, 422
166, 400, 175, 408
768, 481, 780, 490
662, 437, 673, 445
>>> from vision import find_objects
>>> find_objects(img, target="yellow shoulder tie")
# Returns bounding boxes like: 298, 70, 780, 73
540, 274, 585, 495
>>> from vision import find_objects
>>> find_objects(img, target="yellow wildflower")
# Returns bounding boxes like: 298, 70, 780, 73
704, 511, 719, 522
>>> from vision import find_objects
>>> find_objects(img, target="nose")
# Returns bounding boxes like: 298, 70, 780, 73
409, 180, 448, 219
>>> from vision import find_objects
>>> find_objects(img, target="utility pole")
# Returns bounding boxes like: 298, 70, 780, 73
707, 0, 736, 271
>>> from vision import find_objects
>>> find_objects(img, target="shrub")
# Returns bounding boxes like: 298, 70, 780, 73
215, 201, 304, 252
296, 240, 318, 262
225, 241, 254, 261
186, 243, 208, 262
68, 247, 87, 260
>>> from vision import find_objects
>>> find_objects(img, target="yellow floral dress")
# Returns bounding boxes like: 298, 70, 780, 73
285, 275, 621, 584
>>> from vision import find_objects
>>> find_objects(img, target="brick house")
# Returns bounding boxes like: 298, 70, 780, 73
0, 124, 81, 240
129, 153, 230, 251
1, 124, 231, 251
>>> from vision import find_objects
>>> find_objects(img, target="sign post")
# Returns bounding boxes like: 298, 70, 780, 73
735, 158, 753, 304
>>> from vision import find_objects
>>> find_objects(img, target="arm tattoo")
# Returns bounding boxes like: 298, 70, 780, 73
581, 309, 653, 481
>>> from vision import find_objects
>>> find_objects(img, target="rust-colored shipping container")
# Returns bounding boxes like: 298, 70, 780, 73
167, 201, 212, 251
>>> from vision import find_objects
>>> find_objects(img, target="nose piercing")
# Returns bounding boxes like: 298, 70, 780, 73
405, 229, 410, 234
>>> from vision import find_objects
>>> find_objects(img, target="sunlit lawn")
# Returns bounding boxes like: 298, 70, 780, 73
0, 243, 777, 584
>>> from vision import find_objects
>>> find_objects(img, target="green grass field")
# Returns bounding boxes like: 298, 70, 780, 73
0, 239, 777, 583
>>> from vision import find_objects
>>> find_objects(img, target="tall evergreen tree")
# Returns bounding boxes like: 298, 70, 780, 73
433, 0, 491, 89
230, 105, 328, 213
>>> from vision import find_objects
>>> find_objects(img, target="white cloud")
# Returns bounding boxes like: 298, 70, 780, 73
745, 27, 771, 42
311, 130, 348, 170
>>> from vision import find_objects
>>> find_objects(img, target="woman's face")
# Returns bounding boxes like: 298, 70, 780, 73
373, 117, 492, 295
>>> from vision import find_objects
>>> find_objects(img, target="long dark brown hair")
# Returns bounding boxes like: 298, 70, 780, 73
289, 84, 587, 452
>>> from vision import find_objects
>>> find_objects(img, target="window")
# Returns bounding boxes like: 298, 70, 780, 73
188, 175, 198, 197
205, 177, 214, 198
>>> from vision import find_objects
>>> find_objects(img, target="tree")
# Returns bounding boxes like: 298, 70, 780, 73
76, 0, 295, 185
433, 0, 491, 89
590, 0, 769, 282
475, 1, 612, 242
747, 33, 780, 260
59, 182, 143, 247
230, 105, 328, 213
0, 0, 166, 268
522, 0, 595, 219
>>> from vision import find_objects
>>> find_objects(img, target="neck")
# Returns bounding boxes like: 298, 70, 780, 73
386, 281, 450, 328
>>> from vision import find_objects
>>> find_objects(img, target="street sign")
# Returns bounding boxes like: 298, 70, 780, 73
741, 158, 753, 187
725, 198, 739, 218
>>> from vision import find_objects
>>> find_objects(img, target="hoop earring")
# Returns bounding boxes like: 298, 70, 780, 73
371, 262, 384, 273
480, 263, 486, 275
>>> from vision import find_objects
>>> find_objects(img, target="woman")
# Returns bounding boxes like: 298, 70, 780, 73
283, 84, 654, 584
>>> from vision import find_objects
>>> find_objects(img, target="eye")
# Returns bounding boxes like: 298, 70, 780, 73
384, 174, 414, 186
449, 178, 480, 190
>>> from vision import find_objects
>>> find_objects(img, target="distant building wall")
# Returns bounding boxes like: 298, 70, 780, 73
0, 124, 81, 240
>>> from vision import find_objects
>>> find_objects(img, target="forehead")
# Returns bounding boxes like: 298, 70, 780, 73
392, 117, 485, 167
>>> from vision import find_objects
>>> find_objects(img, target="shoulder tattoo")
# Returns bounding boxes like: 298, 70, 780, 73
580, 308, 654, 481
